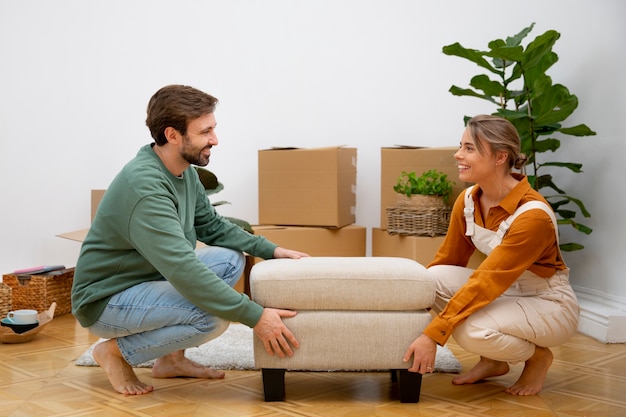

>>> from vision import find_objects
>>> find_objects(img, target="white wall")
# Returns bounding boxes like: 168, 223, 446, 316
1, 1, 625, 339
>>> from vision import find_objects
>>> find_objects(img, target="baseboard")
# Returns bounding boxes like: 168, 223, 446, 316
573, 285, 626, 343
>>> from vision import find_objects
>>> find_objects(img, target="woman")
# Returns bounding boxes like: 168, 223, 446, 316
403, 114, 579, 395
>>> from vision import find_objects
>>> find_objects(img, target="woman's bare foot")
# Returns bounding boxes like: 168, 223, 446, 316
452, 356, 510, 385
152, 350, 226, 379
92, 339, 154, 395
504, 346, 553, 396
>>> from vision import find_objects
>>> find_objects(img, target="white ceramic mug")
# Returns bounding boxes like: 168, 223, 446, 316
6, 309, 38, 324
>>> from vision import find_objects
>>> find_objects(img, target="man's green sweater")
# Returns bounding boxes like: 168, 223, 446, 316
71, 144, 277, 328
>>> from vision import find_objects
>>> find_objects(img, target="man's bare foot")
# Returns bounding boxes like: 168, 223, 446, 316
92, 339, 154, 395
504, 346, 553, 396
452, 356, 510, 385
152, 350, 226, 379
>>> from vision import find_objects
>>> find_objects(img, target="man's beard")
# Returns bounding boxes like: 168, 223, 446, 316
181, 134, 210, 166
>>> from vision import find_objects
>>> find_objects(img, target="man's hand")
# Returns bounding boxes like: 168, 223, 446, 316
403, 333, 438, 374
253, 308, 300, 358
273, 247, 309, 259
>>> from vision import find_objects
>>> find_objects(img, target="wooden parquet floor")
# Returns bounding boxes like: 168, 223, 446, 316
1, 314, 625, 417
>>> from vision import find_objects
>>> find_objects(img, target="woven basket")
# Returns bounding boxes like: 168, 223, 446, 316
2, 268, 74, 316
396, 194, 448, 210
386, 206, 451, 237
0, 282, 11, 318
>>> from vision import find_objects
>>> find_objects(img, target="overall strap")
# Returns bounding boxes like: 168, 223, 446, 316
464, 185, 476, 237
489, 200, 560, 250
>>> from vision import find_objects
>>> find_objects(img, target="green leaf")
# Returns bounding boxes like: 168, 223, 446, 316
506, 61, 524, 85
558, 124, 597, 136
548, 198, 569, 211
554, 209, 576, 219
521, 29, 560, 69
470, 74, 506, 97
532, 85, 578, 125
539, 161, 583, 173
545, 194, 591, 217
449, 86, 498, 104
575, 223, 593, 234
505, 23, 536, 47
442, 42, 501, 75
559, 218, 592, 234
536, 174, 566, 194
533, 138, 561, 153
211, 200, 230, 206
560, 242, 585, 252
523, 53, 559, 88
486, 45, 525, 62
534, 124, 562, 136
226, 217, 253, 234
495, 108, 527, 119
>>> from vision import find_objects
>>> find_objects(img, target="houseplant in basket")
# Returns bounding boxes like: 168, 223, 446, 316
387, 169, 455, 237
393, 168, 455, 209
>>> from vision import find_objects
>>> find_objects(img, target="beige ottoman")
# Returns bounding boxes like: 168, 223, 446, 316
251, 256, 434, 403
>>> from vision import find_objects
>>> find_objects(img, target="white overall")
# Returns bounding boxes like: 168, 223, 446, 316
429, 186, 579, 363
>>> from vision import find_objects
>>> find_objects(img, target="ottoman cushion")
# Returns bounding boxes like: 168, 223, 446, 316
250, 257, 434, 311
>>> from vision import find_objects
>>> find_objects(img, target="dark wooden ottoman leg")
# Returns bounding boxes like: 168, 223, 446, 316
262, 368, 286, 401
390, 369, 397, 382
396, 369, 423, 403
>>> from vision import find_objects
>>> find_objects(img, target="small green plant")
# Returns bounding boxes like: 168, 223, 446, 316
393, 169, 455, 201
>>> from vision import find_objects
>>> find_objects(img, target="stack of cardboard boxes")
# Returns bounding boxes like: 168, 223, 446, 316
373, 146, 485, 268
253, 146, 366, 261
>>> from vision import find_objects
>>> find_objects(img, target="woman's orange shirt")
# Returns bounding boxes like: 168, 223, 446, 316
423, 174, 567, 345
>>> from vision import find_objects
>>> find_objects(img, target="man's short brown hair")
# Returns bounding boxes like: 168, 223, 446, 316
146, 85, 218, 145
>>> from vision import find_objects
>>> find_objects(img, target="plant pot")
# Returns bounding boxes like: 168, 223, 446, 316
396, 194, 447, 210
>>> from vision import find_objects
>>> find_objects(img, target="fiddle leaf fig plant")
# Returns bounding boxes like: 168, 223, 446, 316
443, 22, 596, 251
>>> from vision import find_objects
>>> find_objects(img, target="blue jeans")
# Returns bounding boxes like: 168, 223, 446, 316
88, 246, 245, 365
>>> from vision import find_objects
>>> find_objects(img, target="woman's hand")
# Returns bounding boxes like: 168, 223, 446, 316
403, 333, 438, 374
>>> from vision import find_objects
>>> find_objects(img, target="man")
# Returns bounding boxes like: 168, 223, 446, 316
71, 84, 308, 395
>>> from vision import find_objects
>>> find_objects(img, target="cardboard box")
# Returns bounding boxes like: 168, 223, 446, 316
371, 228, 485, 268
57, 189, 104, 243
380, 146, 470, 229
57, 228, 89, 243
252, 225, 366, 261
91, 189, 106, 221
258, 147, 357, 228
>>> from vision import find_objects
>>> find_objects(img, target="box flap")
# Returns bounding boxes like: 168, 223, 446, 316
388, 145, 428, 149
251, 225, 288, 231
56, 228, 89, 243
260, 145, 350, 152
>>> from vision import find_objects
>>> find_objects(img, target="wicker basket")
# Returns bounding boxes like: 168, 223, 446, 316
2, 268, 74, 316
386, 206, 451, 237
396, 194, 448, 210
0, 282, 12, 318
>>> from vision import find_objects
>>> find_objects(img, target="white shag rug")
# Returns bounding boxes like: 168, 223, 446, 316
76, 323, 462, 373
